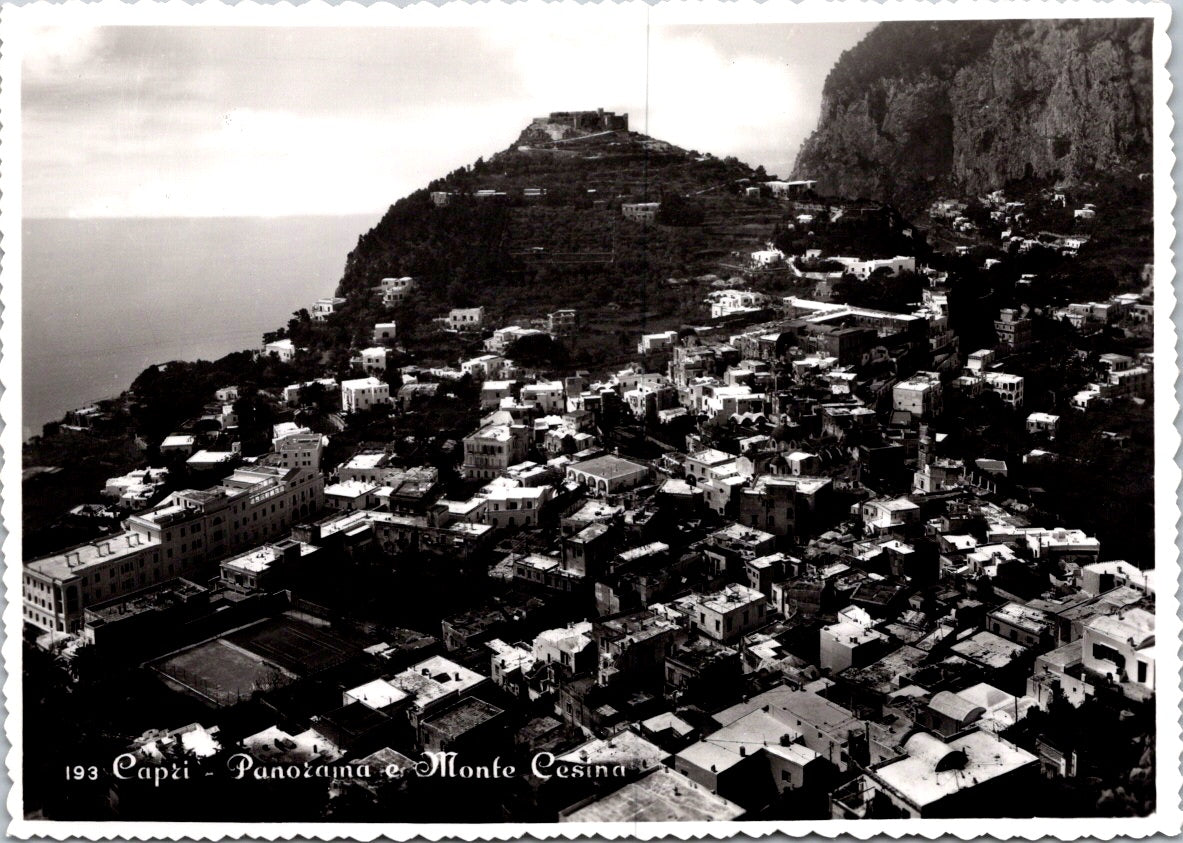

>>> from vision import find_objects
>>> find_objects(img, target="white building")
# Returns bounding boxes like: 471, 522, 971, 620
566, 454, 650, 496
819, 606, 889, 673
750, 247, 786, 268
380, 277, 416, 306
684, 448, 738, 485
707, 289, 767, 319
462, 423, 530, 481
481, 484, 552, 529
521, 381, 565, 414
965, 349, 995, 372
893, 372, 943, 419
103, 468, 170, 509
832, 255, 916, 279
273, 428, 327, 472
460, 354, 506, 381
388, 655, 487, 726
487, 326, 547, 355
621, 202, 660, 223
24, 465, 324, 634
356, 347, 389, 373
983, 372, 1025, 408
703, 385, 766, 422
682, 583, 770, 643
373, 322, 398, 344
263, 339, 296, 363
838, 731, 1038, 818
311, 297, 347, 322
341, 377, 391, 414
448, 307, 486, 331
1026, 412, 1060, 438
861, 497, 921, 533
282, 378, 337, 407
638, 330, 679, 354
324, 480, 381, 511
1082, 608, 1154, 699
160, 434, 196, 456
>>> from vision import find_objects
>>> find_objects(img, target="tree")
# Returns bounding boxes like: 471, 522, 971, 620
656, 193, 705, 227
505, 333, 570, 371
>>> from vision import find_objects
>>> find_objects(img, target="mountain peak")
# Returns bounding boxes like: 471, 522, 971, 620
508, 108, 687, 158
793, 18, 1153, 209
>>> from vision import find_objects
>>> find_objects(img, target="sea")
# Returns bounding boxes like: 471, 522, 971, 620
21, 214, 379, 440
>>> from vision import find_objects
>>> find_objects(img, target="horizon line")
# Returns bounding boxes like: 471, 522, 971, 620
24, 210, 390, 222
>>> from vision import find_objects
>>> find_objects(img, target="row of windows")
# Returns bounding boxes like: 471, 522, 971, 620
467, 445, 506, 455
23, 606, 62, 631
31, 481, 320, 615
490, 499, 534, 511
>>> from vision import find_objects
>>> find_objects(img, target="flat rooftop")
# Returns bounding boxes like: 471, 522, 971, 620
325, 480, 379, 499
714, 686, 860, 733
678, 709, 799, 775
422, 697, 504, 740
570, 454, 649, 480
343, 453, 388, 471
242, 725, 341, 765
346, 678, 410, 711
950, 630, 1029, 669
712, 522, 776, 548
390, 655, 485, 709
749, 475, 831, 495
561, 768, 743, 823
687, 448, 735, 466
874, 731, 1036, 809
222, 546, 284, 574
989, 602, 1052, 635
1087, 608, 1154, 647
27, 531, 160, 581
700, 583, 766, 614
84, 578, 207, 623
566, 501, 624, 522
558, 730, 668, 771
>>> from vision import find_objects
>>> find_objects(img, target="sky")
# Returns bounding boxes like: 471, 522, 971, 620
22, 22, 874, 219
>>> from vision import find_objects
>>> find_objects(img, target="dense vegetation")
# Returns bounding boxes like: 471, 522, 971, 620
823, 21, 1002, 100
336, 138, 760, 314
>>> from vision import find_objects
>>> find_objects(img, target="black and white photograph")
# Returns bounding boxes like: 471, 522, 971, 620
3, 1, 1179, 837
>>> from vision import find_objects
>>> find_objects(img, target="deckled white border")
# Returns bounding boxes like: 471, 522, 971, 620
0, 0, 1178, 839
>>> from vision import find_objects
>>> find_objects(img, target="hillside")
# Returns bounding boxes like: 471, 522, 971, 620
325, 115, 833, 368
792, 18, 1153, 209
335, 123, 763, 306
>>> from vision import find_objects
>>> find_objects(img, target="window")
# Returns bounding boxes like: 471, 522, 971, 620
1092, 642, 1125, 670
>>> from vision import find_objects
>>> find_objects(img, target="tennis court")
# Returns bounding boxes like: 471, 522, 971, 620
226, 616, 365, 676
152, 639, 287, 707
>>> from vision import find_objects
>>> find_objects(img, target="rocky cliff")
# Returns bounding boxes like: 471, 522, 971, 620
792, 19, 1153, 208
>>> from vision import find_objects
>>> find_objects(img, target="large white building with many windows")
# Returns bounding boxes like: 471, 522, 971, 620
341, 377, 391, 414
462, 423, 530, 480
23, 466, 323, 634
